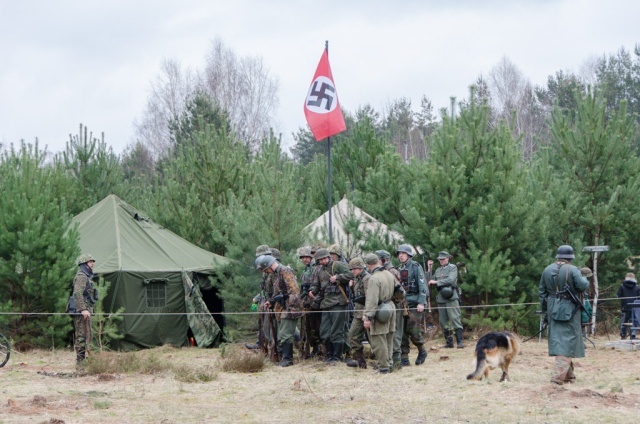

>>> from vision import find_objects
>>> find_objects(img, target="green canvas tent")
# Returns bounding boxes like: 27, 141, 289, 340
71, 195, 229, 350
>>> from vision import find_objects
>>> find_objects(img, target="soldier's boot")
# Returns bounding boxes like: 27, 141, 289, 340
279, 343, 294, 367
324, 341, 336, 363
455, 328, 465, 349
310, 343, 321, 358
332, 342, 344, 362
415, 345, 427, 365
400, 355, 410, 367
444, 330, 454, 348
245, 341, 260, 350
356, 350, 367, 369
344, 348, 355, 366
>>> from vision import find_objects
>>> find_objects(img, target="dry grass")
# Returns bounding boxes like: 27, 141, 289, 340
1, 336, 640, 423
219, 344, 266, 373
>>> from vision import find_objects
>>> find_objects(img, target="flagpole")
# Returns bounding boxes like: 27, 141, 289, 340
325, 40, 333, 245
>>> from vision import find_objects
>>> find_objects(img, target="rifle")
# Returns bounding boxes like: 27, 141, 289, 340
267, 308, 279, 363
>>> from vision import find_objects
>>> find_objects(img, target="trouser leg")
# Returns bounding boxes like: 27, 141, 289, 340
551, 356, 572, 384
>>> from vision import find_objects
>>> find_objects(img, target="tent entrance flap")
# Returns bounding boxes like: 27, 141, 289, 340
183, 272, 222, 347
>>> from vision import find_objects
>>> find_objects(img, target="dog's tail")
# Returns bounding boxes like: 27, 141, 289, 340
466, 346, 488, 380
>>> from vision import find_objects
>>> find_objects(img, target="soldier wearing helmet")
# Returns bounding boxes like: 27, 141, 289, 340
539, 245, 589, 385
376, 249, 406, 371
344, 257, 370, 369
297, 246, 321, 358
255, 254, 303, 367
396, 244, 428, 366
362, 253, 396, 374
308, 247, 351, 363
72, 254, 97, 364
428, 251, 463, 348
328, 244, 346, 263
245, 246, 274, 352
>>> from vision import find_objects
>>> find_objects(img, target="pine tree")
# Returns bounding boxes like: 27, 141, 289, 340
399, 91, 550, 329
0, 142, 79, 348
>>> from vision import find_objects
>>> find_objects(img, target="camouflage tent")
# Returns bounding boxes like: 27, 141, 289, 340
71, 195, 229, 350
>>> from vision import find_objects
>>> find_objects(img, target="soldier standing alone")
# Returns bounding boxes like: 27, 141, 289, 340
428, 251, 464, 348
73, 254, 97, 364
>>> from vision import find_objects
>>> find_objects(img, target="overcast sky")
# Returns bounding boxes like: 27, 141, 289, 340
1, 0, 638, 155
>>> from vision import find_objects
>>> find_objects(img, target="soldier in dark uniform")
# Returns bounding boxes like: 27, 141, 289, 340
309, 248, 351, 363
539, 245, 589, 385
245, 245, 273, 351
73, 254, 97, 364
298, 246, 321, 358
428, 251, 464, 348
256, 254, 303, 367
396, 244, 428, 366
376, 250, 406, 371
345, 257, 370, 369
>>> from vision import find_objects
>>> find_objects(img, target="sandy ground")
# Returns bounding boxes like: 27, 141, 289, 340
1, 336, 640, 424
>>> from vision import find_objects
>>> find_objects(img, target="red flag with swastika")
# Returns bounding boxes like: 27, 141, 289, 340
303, 48, 346, 141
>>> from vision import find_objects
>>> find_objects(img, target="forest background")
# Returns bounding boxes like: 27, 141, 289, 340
2, 40, 640, 348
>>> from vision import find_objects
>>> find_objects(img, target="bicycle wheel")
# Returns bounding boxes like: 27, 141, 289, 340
0, 333, 10, 368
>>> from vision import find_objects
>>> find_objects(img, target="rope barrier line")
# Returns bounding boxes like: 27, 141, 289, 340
0, 296, 627, 317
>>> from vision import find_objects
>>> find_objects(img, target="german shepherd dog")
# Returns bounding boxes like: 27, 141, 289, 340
467, 331, 520, 382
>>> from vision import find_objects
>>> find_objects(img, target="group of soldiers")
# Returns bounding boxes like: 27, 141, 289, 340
246, 243, 464, 374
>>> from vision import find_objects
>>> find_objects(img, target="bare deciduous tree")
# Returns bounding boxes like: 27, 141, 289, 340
134, 59, 195, 158
198, 38, 280, 151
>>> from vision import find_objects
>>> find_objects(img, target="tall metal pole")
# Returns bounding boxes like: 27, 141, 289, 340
326, 40, 333, 244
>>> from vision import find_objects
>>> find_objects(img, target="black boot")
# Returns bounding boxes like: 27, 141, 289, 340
415, 345, 427, 365
455, 328, 465, 349
245, 341, 260, 350
332, 342, 344, 362
279, 343, 294, 367
324, 341, 335, 363
444, 330, 454, 348
355, 350, 367, 369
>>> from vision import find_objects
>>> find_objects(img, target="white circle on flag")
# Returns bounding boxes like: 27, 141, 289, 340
305, 76, 338, 114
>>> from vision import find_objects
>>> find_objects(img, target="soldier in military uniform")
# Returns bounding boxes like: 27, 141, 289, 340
539, 245, 589, 384
298, 246, 321, 358
362, 253, 396, 374
256, 254, 303, 367
309, 248, 351, 362
329, 244, 347, 263
345, 257, 370, 369
246, 245, 273, 352
376, 250, 406, 371
428, 251, 463, 348
396, 244, 428, 366
73, 254, 97, 364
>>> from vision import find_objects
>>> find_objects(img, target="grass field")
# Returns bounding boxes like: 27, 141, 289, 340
1, 335, 639, 423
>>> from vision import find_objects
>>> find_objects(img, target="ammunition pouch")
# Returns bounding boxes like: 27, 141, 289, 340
66, 296, 77, 315
353, 295, 366, 305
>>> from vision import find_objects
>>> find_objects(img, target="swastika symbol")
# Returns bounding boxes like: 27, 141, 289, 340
305, 76, 338, 114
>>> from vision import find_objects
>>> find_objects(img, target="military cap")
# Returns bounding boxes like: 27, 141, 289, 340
298, 246, 312, 258
314, 248, 330, 260
375, 250, 392, 260
270, 248, 281, 260
580, 267, 593, 278
255, 244, 271, 257
76, 253, 96, 266
437, 251, 452, 260
348, 257, 366, 269
363, 253, 380, 265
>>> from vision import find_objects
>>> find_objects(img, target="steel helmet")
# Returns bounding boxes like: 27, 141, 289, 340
298, 246, 312, 258
440, 286, 454, 299
328, 244, 342, 256
556, 245, 575, 260
375, 302, 393, 324
270, 248, 281, 260
314, 248, 330, 260
255, 255, 276, 271
348, 257, 366, 270
375, 250, 392, 260
76, 254, 96, 266
397, 244, 414, 257
255, 244, 271, 257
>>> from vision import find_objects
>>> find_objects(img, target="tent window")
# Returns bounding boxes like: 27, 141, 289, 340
144, 279, 167, 308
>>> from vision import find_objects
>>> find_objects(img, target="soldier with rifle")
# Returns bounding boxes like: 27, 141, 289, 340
309, 248, 351, 363
376, 250, 406, 371
245, 245, 273, 353
396, 244, 428, 366
345, 257, 370, 369
255, 254, 303, 367
297, 246, 321, 358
